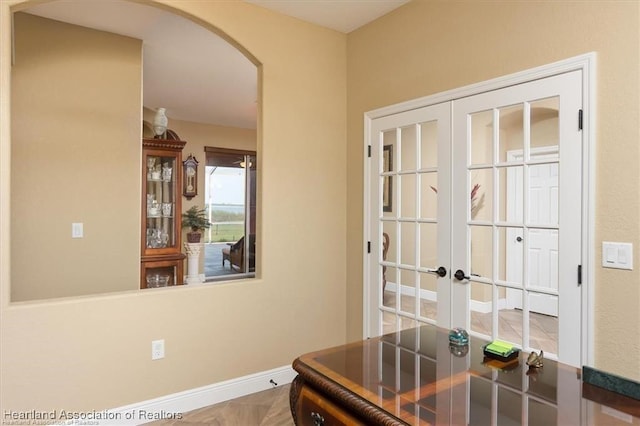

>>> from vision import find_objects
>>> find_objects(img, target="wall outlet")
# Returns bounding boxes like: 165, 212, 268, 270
151, 339, 165, 360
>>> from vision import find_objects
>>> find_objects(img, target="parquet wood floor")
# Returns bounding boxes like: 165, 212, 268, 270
149, 384, 293, 426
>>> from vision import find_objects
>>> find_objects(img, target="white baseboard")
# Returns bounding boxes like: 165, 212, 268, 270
54, 365, 296, 425
470, 297, 506, 313
385, 282, 437, 302
386, 281, 507, 314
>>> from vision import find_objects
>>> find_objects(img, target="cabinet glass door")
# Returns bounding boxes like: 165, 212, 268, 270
140, 138, 185, 289
143, 263, 177, 288
144, 153, 177, 252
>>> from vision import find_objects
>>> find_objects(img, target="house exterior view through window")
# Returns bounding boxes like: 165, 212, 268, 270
204, 147, 256, 279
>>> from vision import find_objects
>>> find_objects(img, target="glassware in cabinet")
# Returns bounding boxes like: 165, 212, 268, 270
141, 138, 186, 288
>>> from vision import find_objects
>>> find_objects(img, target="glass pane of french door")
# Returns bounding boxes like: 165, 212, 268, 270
451, 70, 583, 367
369, 103, 451, 337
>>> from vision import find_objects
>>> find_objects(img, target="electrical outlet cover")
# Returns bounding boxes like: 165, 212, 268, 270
151, 339, 165, 360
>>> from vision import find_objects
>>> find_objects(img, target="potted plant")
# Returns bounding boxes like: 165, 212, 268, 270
181, 206, 212, 243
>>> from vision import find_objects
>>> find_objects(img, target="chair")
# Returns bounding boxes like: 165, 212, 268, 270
222, 237, 242, 270
221, 235, 255, 272
222, 243, 232, 266
382, 232, 390, 292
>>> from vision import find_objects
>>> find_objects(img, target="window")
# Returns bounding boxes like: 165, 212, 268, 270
203, 147, 256, 280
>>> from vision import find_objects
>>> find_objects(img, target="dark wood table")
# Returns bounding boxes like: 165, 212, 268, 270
290, 324, 640, 425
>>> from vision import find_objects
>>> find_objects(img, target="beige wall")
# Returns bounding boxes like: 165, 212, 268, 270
3, 0, 640, 414
11, 13, 142, 301
346, 0, 640, 380
1, 0, 346, 413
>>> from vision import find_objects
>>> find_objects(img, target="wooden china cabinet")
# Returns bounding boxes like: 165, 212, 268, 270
140, 135, 186, 289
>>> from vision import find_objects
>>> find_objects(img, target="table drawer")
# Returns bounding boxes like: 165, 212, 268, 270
296, 385, 364, 426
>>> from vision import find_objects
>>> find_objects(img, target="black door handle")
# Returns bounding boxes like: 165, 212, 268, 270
426, 266, 447, 277
454, 269, 470, 281
516, 236, 523, 242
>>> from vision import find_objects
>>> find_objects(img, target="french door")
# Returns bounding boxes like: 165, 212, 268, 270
367, 70, 584, 367
370, 102, 452, 333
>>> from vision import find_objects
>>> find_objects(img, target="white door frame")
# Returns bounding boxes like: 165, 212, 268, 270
363, 53, 596, 367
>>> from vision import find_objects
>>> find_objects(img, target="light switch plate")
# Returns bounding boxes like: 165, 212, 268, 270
602, 242, 633, 270
72, 222, 83, 238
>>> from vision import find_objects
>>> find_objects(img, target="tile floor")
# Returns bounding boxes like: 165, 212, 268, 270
203, 242, 254, 280
383, 291, 558, 354
204, 242, 236, 278
149, 385, 293, 426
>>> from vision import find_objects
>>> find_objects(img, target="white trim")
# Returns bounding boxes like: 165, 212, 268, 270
384, 281, 437, 302
363, 53, 595, 365
385, 281, 507, 314
53, 366, 296, 425
582, 54, 597, 369
470, 297, 508, 314
362, 114, 372, 339
365, 54, 596, 120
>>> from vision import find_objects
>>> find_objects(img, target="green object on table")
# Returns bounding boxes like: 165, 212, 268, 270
485, 340, 516, 357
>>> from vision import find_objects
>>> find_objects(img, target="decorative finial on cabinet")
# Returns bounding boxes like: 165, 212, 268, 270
153, 107, 168, 138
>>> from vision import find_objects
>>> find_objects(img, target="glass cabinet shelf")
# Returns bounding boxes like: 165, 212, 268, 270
141, 137, 186, 289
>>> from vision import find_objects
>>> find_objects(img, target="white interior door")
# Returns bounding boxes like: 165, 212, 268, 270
507, 149, 559, 316
451, 70, 583, 367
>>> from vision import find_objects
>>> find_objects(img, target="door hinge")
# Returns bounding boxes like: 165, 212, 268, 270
578, 264, 582, 285
367, 241, 371, 253
368, 145, 372, 158
578, 109, 583, 131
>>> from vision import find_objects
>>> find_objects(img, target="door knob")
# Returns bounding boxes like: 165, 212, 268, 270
426, 266, 447, 277
311, 412, 325, 426
516, 236, 523, 242
454, 269, 470, 281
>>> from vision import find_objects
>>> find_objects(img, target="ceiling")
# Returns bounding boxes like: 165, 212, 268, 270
21, 0, 409, 130
246, 0, 410, 33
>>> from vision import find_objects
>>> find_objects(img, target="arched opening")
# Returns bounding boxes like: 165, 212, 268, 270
9, 0, 260, 301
